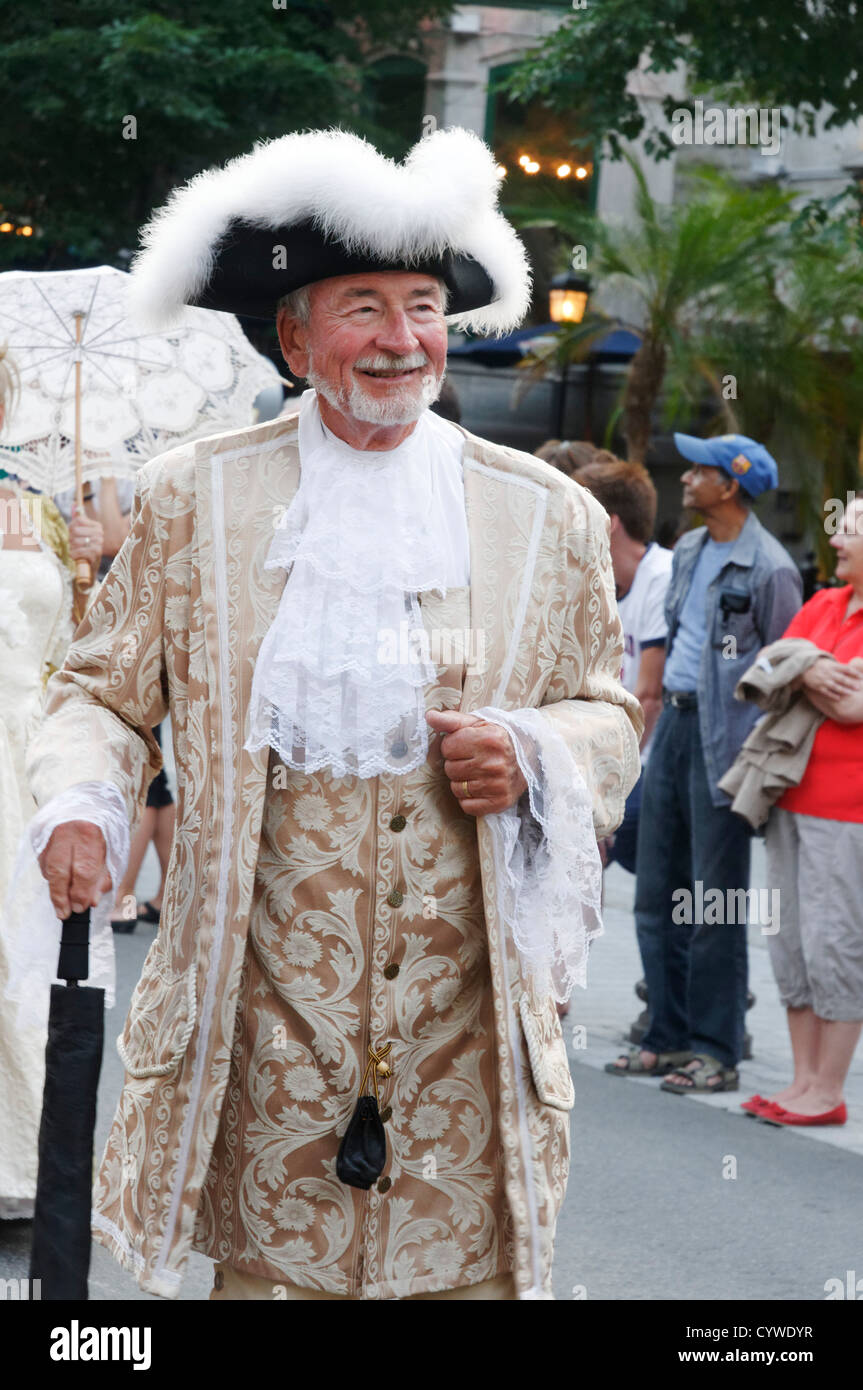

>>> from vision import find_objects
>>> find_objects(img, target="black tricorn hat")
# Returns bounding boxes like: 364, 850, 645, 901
130, 128, 531, 334
189, 218, 496, 322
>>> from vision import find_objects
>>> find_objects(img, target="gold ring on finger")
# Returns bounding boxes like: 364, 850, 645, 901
462, 780, 470, 798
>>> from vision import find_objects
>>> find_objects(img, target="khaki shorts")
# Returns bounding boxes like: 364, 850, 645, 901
765, 807, 863, 1022
209, 1262, 516, 1301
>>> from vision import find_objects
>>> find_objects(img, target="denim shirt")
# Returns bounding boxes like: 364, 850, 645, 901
664, 511, 802, 805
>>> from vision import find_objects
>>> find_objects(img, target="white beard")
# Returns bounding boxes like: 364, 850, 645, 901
306, 353, 444, 426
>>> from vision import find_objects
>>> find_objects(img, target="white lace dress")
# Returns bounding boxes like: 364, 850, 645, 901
0, 533, 73, 1219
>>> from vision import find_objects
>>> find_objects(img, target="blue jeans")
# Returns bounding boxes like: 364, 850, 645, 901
605, 772, 642, 875
634, 705, 750, 1068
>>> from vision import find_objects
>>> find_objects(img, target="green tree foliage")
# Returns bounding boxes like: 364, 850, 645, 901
0, 0, 451, 267
518, 159, 795, 463
507, 1, 863, 159
662, 192, 863, 567
516, 165, 863, 563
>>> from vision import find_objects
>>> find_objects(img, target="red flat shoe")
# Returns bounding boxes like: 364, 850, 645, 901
741, 1094, 771, 1116
767, 1102, 847, 1127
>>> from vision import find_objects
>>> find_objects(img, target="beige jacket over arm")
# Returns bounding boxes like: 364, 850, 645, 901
27, 413, 642, 1298
718, 637, 835, 829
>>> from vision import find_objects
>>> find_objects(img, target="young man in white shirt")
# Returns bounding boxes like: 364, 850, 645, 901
572, 457, 672, 872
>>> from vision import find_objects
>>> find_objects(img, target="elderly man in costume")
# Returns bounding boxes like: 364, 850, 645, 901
25, 128, 641, 1300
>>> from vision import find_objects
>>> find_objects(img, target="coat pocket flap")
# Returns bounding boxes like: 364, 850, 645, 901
518, 991, 575, 1112
117, 944, 197, 1079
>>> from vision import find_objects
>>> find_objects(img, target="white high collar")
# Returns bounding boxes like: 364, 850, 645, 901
244, 389, 468, 778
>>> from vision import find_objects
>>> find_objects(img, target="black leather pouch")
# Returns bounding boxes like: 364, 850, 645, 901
336, 1095, 386, 1189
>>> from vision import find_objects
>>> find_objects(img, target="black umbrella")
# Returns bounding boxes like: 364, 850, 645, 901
29, 907, 104, 1300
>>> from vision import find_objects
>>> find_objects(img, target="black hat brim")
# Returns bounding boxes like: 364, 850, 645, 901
190, 218, 495, 320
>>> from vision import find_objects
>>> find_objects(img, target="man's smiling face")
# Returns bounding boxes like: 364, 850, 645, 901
277, 271, 449, 432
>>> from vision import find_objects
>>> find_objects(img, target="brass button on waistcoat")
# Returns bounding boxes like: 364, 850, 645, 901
383, 962, 400, 980
389, 814, 407, 832
377, 1176, 392, 1194
386, 889, 404, 908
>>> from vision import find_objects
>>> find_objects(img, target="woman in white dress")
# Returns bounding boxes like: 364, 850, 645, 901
0, 346, 103, 1219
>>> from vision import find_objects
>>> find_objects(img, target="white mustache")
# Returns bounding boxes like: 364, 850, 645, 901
353, 353, 429, 371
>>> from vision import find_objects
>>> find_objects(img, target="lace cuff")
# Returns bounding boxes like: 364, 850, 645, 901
1, 781, 130, 1030
475, 705, 603, 1003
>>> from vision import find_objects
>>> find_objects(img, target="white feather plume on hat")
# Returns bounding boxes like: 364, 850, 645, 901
129, 127, 531, 335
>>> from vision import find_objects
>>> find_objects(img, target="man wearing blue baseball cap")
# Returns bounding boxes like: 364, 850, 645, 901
607, 433, 802, 1093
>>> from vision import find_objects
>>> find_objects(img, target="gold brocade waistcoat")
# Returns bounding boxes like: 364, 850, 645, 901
195, 587, 512, 1298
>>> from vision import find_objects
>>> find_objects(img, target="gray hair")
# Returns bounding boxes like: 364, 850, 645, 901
276, 277, 450, 324
276, 285, 312, 324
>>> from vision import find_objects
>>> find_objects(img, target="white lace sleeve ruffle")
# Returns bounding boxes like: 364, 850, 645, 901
476, 705, 603, 1003
1, 781, 130, 1030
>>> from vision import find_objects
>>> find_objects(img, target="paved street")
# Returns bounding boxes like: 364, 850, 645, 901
574, 849, 863, 1159
554, 1067, 862, 1301
2, 796, 860, 1302
553, 850, 863, 1301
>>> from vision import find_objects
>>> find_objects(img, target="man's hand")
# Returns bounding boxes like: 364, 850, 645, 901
426, 710, 528, 816
38, 821, 111, 920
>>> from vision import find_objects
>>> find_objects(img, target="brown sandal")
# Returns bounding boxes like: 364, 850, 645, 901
660, 1053, 739, 1094
605, 1047, 694, 1078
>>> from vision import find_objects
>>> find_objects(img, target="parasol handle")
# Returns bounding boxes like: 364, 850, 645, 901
58, 907, 91, 986
74, 558, 92, 590
72, 310, 93, 595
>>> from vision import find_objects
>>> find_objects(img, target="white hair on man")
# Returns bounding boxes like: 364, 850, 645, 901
276, 285, 312, 324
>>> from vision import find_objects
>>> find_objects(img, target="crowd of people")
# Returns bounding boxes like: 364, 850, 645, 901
536, 428, 863, 1126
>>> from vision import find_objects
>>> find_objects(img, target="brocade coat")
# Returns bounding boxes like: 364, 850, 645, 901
26, 411, 642, 1299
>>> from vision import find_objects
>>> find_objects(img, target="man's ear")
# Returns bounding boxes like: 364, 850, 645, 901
608, 512, 621, 538
276, 308, 310, 378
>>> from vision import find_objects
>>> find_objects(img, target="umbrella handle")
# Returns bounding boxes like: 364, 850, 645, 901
58, 907, 91, 985
74, 558, 92, 591
71, 311, 93, 597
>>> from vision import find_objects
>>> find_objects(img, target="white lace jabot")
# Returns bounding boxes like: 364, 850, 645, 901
244, 389, 469, 779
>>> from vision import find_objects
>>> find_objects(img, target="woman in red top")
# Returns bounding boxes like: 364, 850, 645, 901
755, 495, 863, 1126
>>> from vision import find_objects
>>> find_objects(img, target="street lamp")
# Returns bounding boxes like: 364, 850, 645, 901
549, 271, 590, 325
548, 273, 590, 438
